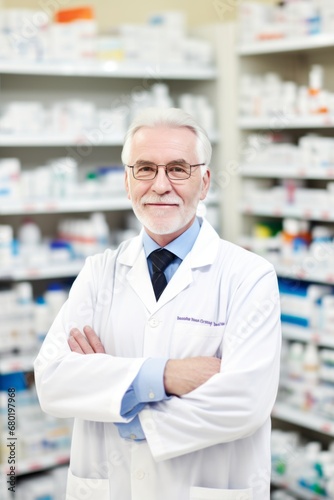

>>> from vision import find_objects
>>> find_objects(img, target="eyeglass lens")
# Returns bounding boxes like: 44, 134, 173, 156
133, 161, 192, 180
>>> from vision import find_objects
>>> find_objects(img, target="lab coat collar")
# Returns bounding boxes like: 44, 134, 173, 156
117, 218, 220, 312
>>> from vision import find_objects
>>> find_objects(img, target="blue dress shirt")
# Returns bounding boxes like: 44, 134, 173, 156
115, 218, 201, 441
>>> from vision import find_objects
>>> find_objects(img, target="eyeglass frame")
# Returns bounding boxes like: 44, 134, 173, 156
125, 161, 206, 181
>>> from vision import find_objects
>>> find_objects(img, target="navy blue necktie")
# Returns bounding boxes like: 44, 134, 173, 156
150, 249, 176, 300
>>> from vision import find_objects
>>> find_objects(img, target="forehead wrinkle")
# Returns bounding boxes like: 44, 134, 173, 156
129, 126, 199, 164
135, 158, 188, 165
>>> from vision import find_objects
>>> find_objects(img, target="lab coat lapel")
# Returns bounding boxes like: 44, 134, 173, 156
117, 232, 156, 312
154, 219, 221, 309
117, 219, 220, 313
127, 249, 156, 312
156, 258, 193, 308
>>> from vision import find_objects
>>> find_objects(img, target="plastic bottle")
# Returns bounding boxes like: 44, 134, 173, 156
309, 65, 328, 115
303, 342, 320, 385
298, 442, 322, 492
0, 224, 13, 268
13, 282, 35, 350
44, 283, 68, 321
288, 342, 305, 380
17, 218, 42, 265
34, 296, 50, 345
14, 281, 33, 318
90, 212, 109, 253
281, 218, 300, 259
17, 218, 41, 246
309, 65, 323, 97
83, 171, 99, 197
80, 220, 96, 257
309, 226, 333, 268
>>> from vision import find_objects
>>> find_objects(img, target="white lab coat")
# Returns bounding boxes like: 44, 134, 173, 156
34, 218, 281, 500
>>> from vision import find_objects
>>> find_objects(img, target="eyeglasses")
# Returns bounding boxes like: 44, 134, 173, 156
125, 161, 206, 181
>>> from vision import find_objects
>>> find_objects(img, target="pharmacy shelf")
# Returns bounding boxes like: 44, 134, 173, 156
0, 260, 85, 281
0, 134, 124, 147
271, 475, 332, 500
240, 164, 334, 180
274, 261, 334, 285
279, 377, 334, 398
272, 401, 334, 436
239, 116, 334, 130
0, 61, 217, 80
0, 196, 218, 216
237, 33, 334, 56
1, 451, 70, 477
282, 324, 334, 349
240, 202, 334, 222
0, 197, 131, 215
239, 236, 334, 284
0, 132, 219, 148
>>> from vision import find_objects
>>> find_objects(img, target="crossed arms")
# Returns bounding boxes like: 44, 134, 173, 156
69, 325, 221, 397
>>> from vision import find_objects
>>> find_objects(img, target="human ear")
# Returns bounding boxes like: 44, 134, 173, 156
200, 169, 211, 200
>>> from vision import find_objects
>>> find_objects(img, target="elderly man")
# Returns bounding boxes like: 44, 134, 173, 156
34, 107, 281, 500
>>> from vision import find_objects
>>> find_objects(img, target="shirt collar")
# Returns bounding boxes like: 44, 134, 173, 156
143, 217, 201, 261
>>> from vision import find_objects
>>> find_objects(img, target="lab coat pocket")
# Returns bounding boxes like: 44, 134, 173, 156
66, 469, 109, 500
190, 486, 253, 500
171, 322, 224, 357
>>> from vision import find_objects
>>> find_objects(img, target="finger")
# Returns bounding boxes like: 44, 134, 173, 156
68, 334, 85, 354
83, 325, 106, 353
69, 328, 94, 354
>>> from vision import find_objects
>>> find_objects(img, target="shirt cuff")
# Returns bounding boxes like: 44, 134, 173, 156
120, 358, 169, 419
115, 415, 145, 441
132, 357, 169, 403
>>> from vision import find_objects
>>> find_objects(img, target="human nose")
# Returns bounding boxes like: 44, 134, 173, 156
151, 166, 173, 193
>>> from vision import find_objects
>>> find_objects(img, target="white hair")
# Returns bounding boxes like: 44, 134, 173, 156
121, 107, 212, 174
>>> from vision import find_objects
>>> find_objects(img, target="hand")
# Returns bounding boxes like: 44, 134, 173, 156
68, 325, 105, 354
164, 356, 221, 397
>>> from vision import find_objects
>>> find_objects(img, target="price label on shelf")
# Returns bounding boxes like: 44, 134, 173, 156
296, 167, 306, 177
45, 203, 58, 212
310, 332, 320, 344
56, 455, 70, 465
326, 169, 334, 178
26, 462, 44, 472
26, 268, 40, 278
320, 422, 333, 434
302, 208, 312, 218
23, 204, 37, 213
320, 210, 330, 220
296, 270, 306, 279
323, 116, 334, 127
273, 207, 282, 217
243, 205, 253, 214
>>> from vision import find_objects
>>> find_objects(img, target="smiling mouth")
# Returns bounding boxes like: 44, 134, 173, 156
145, 203, 178, 207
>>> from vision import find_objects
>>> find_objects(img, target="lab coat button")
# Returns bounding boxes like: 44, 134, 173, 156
135, 470, 145, 480
149, 318, 159, 328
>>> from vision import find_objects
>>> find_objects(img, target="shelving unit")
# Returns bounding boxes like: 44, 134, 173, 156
0, 60, 219, 272
236, 29, 334, 500
238, 33, 334, 56
240, 164, 334, 179
273, 402, 334, 437
0, 34, 221, 494
0, 60, 218, 79
0, 50, 225, 500
239, 116, 334, 129
0, 134, 125, 147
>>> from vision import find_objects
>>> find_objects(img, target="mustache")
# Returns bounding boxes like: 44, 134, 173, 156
141, 195, 182, 205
